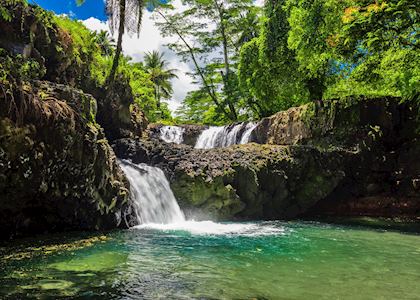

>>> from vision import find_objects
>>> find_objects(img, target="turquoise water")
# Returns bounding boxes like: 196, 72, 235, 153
1, 221, 420, 299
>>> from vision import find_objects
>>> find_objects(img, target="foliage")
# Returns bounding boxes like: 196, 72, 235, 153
81, 0, 165, 82
175, 88, 230, 125
0, 0, 27, 21
0, 1, 173, 122
0, 51, 45, 84
238, 0, 309, 117
156, 0, 260, 122
144, 50, 178, 108
2, 0, 419, 126
333, 0, 419, 101
126, 61, 173, 122
236, 0, 419, 123
94, 30, 116, 56
54, 16, 97, 70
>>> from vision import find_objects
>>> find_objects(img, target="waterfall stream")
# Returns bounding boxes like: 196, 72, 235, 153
119, 159, 282, 236
119, 160, 185, 224
195, 122, 257, 149
240, 122, 258, 144
159, 126, 185, 144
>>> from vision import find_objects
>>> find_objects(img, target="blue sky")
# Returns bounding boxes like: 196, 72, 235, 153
30, 0, 107, 21
30, 0, 167, 21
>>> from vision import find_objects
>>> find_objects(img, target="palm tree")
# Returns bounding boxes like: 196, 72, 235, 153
78, 0, 162, 83
94, 30, 116, 56
144, 50, 178, 108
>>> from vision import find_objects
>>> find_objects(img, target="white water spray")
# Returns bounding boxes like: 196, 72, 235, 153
159, 126, 185, 144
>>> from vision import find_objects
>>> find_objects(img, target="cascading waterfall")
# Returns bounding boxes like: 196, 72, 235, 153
159, 126, 185, 144
119, 159, 282, 235
195, 122, 258, 149
119, 160, 185, 224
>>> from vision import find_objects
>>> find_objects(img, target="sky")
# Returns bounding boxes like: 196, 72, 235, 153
32, 0, 264, 112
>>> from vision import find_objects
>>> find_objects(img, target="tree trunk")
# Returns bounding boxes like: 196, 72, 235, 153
307, 77, 325, 102
157, 85, 161, 109
108, 0, 126, 84
216, 1, 237, 121
154, 83, 160, 108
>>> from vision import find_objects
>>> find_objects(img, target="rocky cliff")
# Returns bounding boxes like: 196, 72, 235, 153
0, 2, 142, 239
0, 80, 139, 239
0, 1, 146, 141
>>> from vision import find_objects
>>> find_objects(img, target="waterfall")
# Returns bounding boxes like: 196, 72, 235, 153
195, 122, 258, 149
240, 122, 258, 144
118, 162, 283, 235
194, 126, 225, 149
159, 126, 185, 144
119, 160, 185, 224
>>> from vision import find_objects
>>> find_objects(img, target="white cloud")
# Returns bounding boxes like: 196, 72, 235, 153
82, 1, 194, 114
82, 17, 109, 32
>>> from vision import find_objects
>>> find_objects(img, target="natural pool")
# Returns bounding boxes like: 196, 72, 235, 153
1, 221, 420, 299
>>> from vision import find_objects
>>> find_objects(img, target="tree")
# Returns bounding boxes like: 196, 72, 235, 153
238, 0, 308, 117
144, 50, 178, 108
78, 0, 163, 83
334, 0, 419, 100
94, 30, 116, 56
285, 0, 347, 101
155, 0, 257, 121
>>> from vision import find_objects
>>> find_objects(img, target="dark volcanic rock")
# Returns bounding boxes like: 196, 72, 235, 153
0, 81, 138, 239
113, 138, 349, 220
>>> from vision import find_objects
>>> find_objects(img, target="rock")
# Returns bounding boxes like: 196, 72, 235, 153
115, 97, 420, 221
254, 97, 404, 149
0, 1, 147, 142
89, 75, 148, 141
254, 105, 311, 145
366, 183, 383, 195
0, 80, 138, 239
114, 139, 348, 220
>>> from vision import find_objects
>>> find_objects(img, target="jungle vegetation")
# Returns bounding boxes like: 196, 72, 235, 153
1, 0, 419, 124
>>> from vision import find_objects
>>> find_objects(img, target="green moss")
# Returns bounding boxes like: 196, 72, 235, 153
1, 235, 110, 261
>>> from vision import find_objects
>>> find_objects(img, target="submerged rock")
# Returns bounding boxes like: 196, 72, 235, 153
0, 81, 138, 239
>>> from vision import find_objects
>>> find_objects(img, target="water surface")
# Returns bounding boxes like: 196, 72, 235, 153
1, 221, 419, 299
